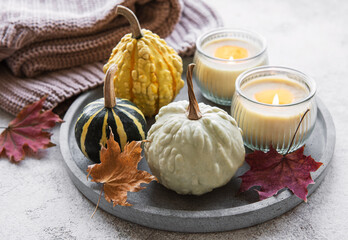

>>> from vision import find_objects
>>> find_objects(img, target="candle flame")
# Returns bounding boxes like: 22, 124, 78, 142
272, 93, 279, 105
214, 45, 248, 60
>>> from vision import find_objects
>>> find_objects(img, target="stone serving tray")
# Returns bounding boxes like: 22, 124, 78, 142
60, 81, 335, 233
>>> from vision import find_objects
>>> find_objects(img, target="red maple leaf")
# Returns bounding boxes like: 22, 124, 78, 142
0, 96, 63, 162
239, 146, 323, 201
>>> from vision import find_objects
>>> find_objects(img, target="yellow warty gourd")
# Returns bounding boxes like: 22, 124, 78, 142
103, 6, 184, 117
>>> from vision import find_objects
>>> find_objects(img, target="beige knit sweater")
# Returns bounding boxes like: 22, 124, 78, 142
0, 0, 222, 115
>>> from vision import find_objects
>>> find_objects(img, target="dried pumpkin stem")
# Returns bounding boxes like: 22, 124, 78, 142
116, 6, 143, 39
104, 64, 118, 108
285, 109, 310, 155
186, 63, 202, 120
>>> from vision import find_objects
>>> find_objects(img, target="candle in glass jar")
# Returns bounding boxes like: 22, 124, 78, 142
242, 77, 308, 105
193, 29, 268, 106
231, 66, 317, 154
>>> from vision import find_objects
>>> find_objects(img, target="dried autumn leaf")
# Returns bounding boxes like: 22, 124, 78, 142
239, 146, 323, 202
87, 130, 157, 207
0, 96, 63, 162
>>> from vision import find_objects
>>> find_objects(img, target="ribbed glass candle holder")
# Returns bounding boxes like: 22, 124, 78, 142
231, 66, 317, 154
193, 28, 268, 106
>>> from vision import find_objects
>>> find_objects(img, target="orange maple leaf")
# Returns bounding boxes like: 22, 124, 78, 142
87, 129, 157, 211
0, 96, 63, 162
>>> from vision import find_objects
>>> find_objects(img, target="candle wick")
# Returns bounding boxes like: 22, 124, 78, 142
285, 109, 310, 155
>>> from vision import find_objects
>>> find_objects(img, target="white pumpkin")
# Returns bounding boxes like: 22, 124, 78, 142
144, 64, 245, 195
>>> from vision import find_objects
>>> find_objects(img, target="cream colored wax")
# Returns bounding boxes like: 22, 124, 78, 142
194, 38, 268, 104
231, 76, 315, 153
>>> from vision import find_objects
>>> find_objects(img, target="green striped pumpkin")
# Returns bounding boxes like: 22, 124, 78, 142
74, 64, 147, 163
75, 98, 146, 163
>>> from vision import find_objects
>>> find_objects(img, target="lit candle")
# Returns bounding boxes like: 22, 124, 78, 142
231, 66, 317, 154
193, 29, 268, 105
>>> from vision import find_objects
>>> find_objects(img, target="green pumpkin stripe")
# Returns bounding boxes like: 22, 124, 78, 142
84, 98, 104, 108
83, 102, 104, 113
75, 116, 84, 150
79, 107, 104, 159
99, 110, 109, 149
84, 108, 109, 162
76, 104, 103, 126
116, 107, 145, 140
84, 102, 100, 108
117, 98, 135, 106
75, 112, 90, 138
114, 108, 143, 145
117, 104, 146, 121
117, 108, 145, 142
110, 108, 127, 150
104, 108, 121, 148
117, 103, 145, 118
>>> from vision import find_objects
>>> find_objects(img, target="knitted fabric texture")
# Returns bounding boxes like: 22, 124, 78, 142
1, 0, 182, 77
0, 0, 222, 115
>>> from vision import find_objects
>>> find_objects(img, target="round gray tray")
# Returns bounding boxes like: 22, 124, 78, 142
60, 83, 335, 233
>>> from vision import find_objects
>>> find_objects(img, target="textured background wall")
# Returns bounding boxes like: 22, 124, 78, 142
0, 0, 347, 239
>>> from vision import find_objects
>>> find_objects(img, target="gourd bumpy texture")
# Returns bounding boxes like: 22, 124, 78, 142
145, 101, 245, 195
104, 30, 184, 117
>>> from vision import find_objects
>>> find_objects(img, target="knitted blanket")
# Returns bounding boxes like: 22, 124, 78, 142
0, 0, 222, 115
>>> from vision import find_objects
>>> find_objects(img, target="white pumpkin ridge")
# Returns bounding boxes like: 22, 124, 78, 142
145, 100, 245, 195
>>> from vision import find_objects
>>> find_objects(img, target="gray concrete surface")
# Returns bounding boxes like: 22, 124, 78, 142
0, 0, 347, 239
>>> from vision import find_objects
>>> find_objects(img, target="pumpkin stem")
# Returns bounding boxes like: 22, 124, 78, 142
104, 64, 118, 108
116, 6, 143, 39
186, 63, 202, 120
